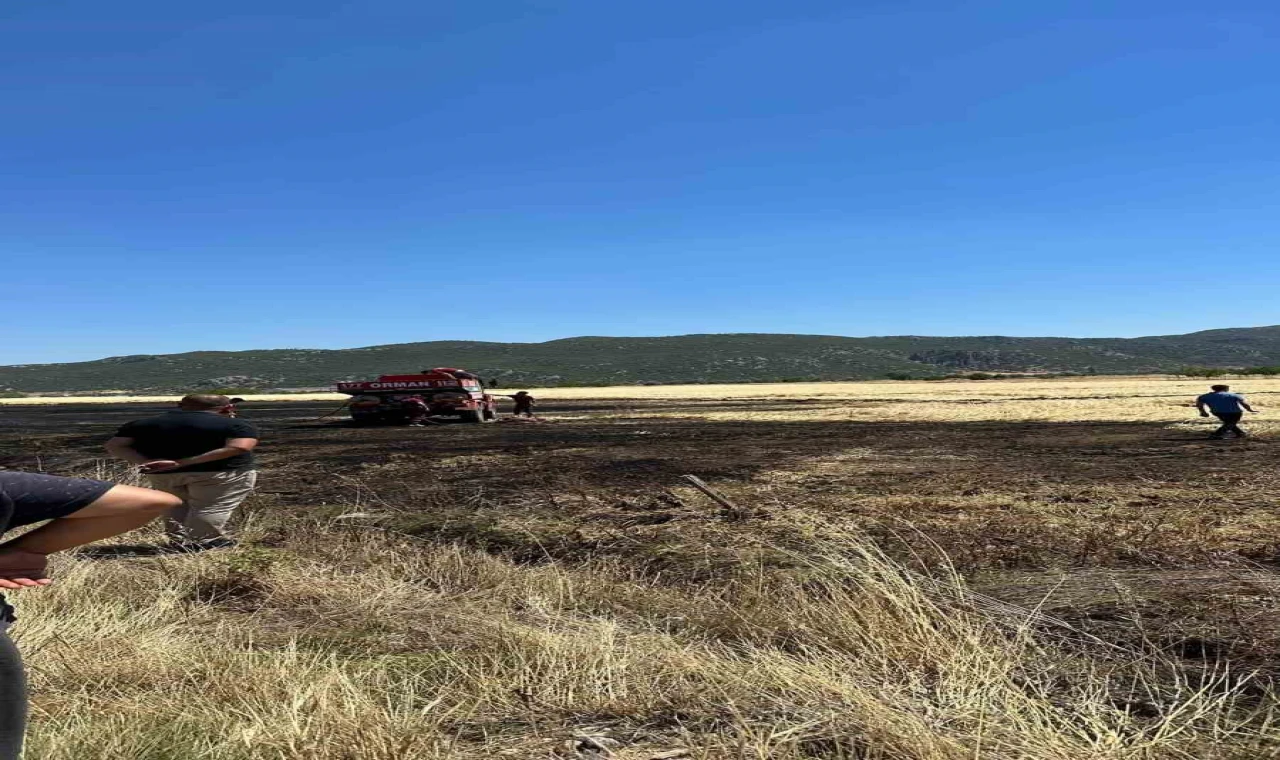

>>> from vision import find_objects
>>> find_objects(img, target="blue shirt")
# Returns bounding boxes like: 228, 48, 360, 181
1197, 392, 1246, 414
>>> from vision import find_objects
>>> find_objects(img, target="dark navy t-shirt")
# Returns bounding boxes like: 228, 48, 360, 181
1197, 392, 1247, 415
115, 411, 259, 472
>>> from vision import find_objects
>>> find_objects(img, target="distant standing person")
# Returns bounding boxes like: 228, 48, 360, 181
1195, 384, 1257, 439
105, 394, 260, 549
511, 391, 536, 418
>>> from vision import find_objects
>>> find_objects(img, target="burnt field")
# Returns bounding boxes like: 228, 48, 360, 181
5, 386, 1280, 758
7, 396, 1280, 663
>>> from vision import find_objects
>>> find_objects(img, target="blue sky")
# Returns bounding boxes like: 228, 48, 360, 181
3, 1, 1278, 364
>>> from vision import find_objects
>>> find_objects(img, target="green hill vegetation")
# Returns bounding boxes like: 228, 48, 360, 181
4, 326, 1280, 393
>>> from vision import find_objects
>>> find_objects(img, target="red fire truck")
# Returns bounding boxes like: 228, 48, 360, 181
335, 368, 498, 425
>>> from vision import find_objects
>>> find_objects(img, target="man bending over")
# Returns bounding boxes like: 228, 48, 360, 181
1195, 384, 1257, 439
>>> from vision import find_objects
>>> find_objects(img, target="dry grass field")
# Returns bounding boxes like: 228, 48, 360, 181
2, 376, 1280, 758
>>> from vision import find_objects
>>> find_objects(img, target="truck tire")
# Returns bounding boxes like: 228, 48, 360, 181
462, 409, 485, 424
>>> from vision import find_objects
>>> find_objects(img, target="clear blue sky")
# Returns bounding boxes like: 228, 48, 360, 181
3, 1, 1278, 364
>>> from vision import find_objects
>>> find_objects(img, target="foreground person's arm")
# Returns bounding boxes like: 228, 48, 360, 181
0, 485, 179, 589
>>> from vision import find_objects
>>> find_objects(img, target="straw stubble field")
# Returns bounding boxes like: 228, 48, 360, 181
2, 376, 1280, 759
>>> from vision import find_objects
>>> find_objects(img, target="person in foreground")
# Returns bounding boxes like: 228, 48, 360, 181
105, 394, 260, 550
0, 471, 179, 759
1195, 384, 1257, 439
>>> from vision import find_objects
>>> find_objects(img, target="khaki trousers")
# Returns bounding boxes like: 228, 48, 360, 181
147, 470, 258, 541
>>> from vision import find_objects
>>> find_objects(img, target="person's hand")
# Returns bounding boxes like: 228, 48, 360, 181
0, 549, 51, 590
140, 460, 181, 474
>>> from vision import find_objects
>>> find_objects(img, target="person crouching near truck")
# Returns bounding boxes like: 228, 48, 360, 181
105, 394, 260, 551
400, 395, 430, 426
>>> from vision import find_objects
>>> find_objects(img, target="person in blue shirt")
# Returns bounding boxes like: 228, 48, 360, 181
1195, 384, 1257, 439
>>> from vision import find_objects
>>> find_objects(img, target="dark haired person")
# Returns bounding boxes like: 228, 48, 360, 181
105, 394, 260, 549
1195, 384, 1257, 439
0, 471, 179, 758
510, 391, 536, 418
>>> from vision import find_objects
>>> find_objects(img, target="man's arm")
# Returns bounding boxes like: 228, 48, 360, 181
105, 436, 179, 470
1240, 397, 1257, 413
146, 438, 258, 473
1194, 398, 1210, 417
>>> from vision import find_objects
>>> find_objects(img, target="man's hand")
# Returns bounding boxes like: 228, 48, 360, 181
140, 459, 181, 474
0, 549, 51, 590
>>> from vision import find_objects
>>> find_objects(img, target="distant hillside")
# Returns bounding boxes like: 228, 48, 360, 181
3, 327, 1280, 393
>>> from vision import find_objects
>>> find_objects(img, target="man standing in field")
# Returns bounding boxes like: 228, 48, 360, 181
105, 394, 260, 549
510, 391, 536, 418
1195, 384, 1257, 439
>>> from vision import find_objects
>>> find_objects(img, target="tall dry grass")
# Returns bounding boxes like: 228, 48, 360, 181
556, 377, 1280, 432
9, 376, 1280, 433
13, 517, 1276, 759
520, 376, 1280, 402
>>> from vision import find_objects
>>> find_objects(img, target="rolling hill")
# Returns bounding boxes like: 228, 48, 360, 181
3, 326, 1280, 393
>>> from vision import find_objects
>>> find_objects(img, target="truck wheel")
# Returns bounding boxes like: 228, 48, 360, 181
483, 407, 497, 421
462, 409, 485, 423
